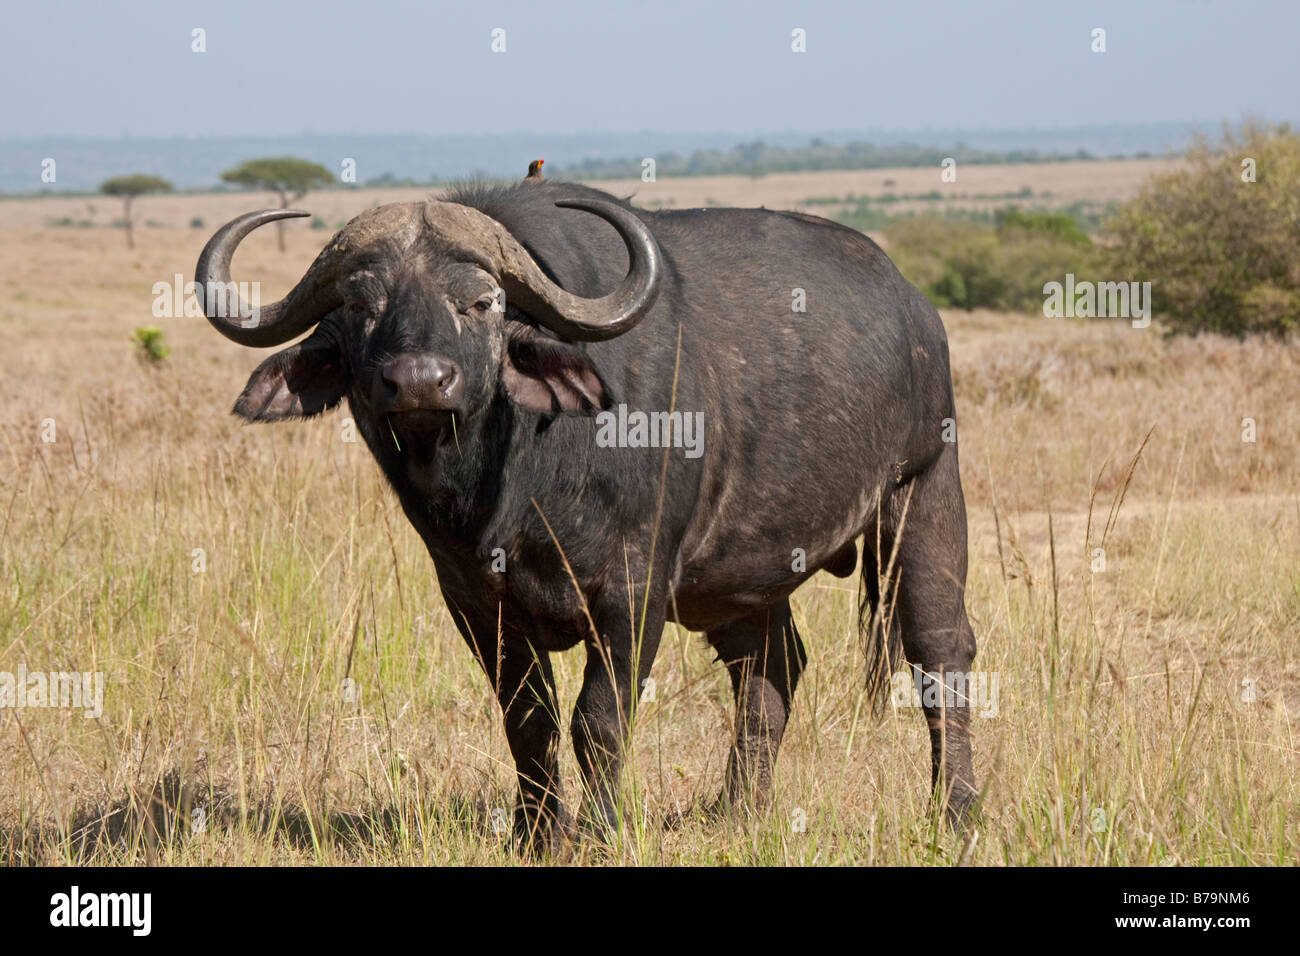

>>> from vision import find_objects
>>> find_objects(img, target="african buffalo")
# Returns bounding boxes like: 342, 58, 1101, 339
195, 180, 979, 847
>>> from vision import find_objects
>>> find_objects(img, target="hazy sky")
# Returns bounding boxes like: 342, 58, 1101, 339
2, 0, 1296, 138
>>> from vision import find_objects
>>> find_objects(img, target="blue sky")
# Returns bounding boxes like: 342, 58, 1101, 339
1, 0, 1296, 138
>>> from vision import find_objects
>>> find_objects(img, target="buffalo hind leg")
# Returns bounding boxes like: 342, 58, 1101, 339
707, 601, 807, 813
890, 444, 980, 826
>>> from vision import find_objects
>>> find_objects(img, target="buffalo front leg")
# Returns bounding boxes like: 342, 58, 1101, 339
571, 600, 665, 840
452, 609, 570, 850
707, 601, 807, 812
496, 647, 571, 849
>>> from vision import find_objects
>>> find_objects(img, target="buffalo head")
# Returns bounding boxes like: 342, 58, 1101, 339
194, 199, 663, 447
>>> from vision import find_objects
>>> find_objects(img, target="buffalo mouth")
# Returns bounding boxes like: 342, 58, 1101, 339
382, 408, 458, 444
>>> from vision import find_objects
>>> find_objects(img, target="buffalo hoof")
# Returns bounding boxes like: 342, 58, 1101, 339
939, 781, 982, 834
576, 800, 624, 846
705, 789, 769, 824
515, 804, 574, 857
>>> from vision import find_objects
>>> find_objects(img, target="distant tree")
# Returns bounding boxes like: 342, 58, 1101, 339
221, 157, 333, 251
100, 174, 172, 248
1108, 121, 1300, 336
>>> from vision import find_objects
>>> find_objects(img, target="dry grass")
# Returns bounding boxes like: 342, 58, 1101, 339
0, 173, 1296, 865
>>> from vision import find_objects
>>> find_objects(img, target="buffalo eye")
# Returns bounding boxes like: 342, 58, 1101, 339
469, 295, 494, 314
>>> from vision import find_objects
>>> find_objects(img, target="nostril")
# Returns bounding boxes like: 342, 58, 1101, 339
434, 366, 457, 393
380, 361, 403, 394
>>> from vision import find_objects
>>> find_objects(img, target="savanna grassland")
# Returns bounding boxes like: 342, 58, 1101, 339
1, 160, 1296, 865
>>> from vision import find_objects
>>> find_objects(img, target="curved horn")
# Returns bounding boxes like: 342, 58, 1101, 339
194, 209, 343, 347
426, 198, 663, 342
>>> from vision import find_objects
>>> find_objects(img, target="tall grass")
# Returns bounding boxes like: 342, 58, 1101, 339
0, 226, 1296, 865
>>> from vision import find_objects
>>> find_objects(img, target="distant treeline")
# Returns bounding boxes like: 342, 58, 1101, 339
876, 122, 1300, 336
551, 139, 1119, 180
0, 139, 1147, 198
326, 141, 1107, 188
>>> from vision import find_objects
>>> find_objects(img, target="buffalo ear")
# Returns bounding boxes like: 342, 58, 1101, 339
234, 341, 350, 421
502, 327, 612, 415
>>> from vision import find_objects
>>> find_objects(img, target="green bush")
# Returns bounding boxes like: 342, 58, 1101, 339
132, 326, 169, 364
1106, 122, 1300, 336
996, 207, 1091, 247
884, 211, 1099, 312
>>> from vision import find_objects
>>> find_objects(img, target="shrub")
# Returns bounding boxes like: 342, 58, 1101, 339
1106, 122, 1300, 336
132, 326, 169, 364
996, 207, 1091, 247
884, 212, 1099, 312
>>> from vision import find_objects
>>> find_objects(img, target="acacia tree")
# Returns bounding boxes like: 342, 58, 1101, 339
100, 174, 173, 249
220, 157, 333, 251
